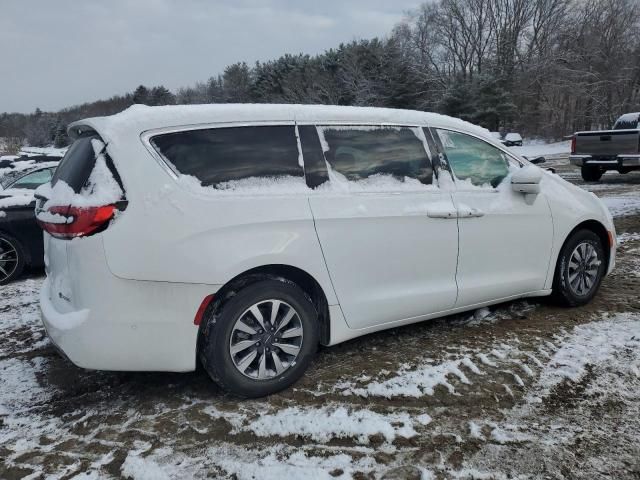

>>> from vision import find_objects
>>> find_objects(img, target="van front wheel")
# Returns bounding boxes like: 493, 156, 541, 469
552, 230, 606, 307
199, 278, 318, 397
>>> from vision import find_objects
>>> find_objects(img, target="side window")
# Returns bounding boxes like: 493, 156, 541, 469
435, 129, 510, 188
151, 125, 303, 188
318, 126, 433, 186
9, 169, 53, 190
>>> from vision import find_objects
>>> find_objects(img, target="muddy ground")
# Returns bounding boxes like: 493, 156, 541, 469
1, 157, 639, 479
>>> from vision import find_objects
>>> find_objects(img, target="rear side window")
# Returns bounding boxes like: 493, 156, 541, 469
435, 129, 510, 187
151, 126, 303, 187
318, 126, 433, 185
52, 136, 99, 192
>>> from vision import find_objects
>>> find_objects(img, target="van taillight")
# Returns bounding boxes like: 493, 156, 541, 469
571, 136, 576, 154
37, 205, 116, 239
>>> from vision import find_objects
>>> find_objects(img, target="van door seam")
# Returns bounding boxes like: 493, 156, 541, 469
307, 197, 343, 310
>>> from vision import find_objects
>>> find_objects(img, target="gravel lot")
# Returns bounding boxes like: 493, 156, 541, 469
1, 157, 639, 479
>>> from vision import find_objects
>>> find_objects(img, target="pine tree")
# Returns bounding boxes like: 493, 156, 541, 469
54, 123, 69, 148
149, 86, 176, 106
133, 85, 150, 105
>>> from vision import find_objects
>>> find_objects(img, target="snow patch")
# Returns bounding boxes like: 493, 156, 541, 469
509, 140, 571, 158
601, 195, 640, 217
209, 405, 428, 444
534, 313, 640, 395
341, 358, 475, 398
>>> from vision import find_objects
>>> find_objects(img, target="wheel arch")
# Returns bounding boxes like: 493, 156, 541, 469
555, 219, 611, 278
199, 264, 331, 346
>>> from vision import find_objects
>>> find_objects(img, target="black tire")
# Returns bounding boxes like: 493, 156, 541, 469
581, 165, 603, 182
0, 233, 25, 285
199, 278, 318, 398
552, 229, 606, 307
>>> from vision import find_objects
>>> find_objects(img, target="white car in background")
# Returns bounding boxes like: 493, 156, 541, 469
36, 104, 615, 397
504, 132, 523, 147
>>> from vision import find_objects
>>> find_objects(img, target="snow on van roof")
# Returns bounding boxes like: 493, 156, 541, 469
68, 104, 491, 143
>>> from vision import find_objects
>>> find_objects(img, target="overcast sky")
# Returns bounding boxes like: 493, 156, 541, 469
0, 0, 422, 114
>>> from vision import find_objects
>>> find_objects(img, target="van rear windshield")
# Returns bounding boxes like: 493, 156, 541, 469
150, 125, 303, 187
51, 136, 99, 192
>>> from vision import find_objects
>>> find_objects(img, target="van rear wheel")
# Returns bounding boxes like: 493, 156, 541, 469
581, 165, 603, 182
199, 278, 318, 397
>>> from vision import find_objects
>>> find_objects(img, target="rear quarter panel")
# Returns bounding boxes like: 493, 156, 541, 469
93, 131, 338, 305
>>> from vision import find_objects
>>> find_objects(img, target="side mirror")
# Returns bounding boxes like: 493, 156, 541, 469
529, 156, 546, 165
511, 165, 542, 194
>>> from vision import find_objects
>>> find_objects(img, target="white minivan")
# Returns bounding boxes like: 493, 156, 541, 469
36, 104, 615, 397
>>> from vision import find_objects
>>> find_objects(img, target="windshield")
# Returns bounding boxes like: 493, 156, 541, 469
0, 169, 34, 189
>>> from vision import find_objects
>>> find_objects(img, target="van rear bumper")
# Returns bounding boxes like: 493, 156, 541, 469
40, 276, 218, 372
570, 155, 640, 168
40, 234, 222, 373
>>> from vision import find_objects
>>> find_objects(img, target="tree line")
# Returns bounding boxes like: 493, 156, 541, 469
1, 0, 638, 151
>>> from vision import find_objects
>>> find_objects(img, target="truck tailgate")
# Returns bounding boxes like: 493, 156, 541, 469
575, 130, 639, 156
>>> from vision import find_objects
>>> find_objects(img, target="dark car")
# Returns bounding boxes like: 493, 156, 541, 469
0, 163, 58, 284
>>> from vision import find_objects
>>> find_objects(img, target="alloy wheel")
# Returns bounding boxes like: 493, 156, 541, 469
567, 241, 601, 296
229, 299, 304, 380
0, 237, 19, 283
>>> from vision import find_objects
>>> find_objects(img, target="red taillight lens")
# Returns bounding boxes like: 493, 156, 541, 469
37, 205, 116, 239
571, 136, 576, 154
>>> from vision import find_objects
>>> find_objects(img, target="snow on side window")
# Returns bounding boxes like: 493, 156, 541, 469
151, 125, 306, 194
316, 125, 435, 192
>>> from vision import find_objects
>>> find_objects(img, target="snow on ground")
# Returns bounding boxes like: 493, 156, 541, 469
509, 140, 570, 158
208, 404, 431, 443
601, 194, 640, 217
2, 273, 640, 477
618, 231, 640, 244
531, 313, 640, 397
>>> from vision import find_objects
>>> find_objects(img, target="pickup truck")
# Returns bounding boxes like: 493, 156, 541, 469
570, 112, 640, 181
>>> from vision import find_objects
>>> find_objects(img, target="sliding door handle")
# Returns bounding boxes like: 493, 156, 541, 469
427, 208, 458, 219
458, 206, 485, 218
